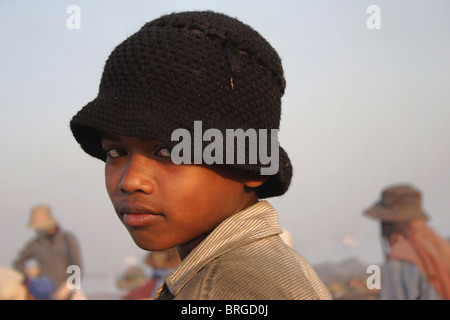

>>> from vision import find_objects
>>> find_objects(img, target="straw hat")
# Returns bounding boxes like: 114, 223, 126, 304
364, 185, 429, 222
28, 205, 57, 231
145, 248, 181, 270
116, 266, 147, 290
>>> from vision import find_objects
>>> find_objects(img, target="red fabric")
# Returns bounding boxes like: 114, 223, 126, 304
388, 220, 450, 300
121, 278, 158, 300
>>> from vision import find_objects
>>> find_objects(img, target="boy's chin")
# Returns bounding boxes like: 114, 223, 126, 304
127, 229, 172, 252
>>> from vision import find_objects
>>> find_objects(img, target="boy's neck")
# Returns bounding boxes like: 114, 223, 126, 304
177, 197, 259, 260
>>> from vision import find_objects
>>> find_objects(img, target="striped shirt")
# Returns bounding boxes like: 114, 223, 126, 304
154, 201, 332, 300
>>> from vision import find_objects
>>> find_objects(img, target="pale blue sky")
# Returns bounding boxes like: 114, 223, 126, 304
1, 1, 449, 291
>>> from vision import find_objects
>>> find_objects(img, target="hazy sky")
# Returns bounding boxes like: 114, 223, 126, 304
1, 0, 449, 285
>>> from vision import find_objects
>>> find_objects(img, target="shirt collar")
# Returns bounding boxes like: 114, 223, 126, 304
155, 200, 283, 298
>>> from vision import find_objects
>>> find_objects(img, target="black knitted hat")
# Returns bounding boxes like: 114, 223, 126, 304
70, 11, 292, 198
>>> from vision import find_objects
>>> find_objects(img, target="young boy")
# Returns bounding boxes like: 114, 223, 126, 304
70, 11, 331, 300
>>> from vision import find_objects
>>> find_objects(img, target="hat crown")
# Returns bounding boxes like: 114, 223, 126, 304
382, 186, 421, 208
28, 205, 57, 230
97, 11, 284, 131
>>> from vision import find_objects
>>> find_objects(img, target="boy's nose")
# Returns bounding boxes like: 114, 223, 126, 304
119, 155, 155, 195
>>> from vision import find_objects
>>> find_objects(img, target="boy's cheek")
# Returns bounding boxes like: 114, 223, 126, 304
104, 170, 121, 201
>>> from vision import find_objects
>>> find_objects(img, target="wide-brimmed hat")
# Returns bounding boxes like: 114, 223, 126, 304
364, 185, 429, 222
116, 266, 147, 290
70, 11, 292, 199
28, 205, 57, 231
145, 248, 181, 270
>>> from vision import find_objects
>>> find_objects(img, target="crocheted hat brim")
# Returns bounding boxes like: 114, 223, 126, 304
70, 106, 292, 199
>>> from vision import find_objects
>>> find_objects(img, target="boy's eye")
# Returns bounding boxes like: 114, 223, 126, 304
156, 147, 171, 158
106, 147, 126, 159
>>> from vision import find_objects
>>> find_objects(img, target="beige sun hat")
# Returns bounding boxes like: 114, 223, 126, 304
145, 248, 181, 270
364, 184, 429, 222
28, 205, 57, 231
0, 266, 27, 300
116, 266, 147, 290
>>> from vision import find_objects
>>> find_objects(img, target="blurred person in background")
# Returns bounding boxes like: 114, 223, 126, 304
364, 184, 450, 300
119, 247, 181, 300
12, 205, 84, 299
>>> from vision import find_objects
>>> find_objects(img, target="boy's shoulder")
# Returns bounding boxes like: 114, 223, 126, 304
213, 235, 316, 282
178, 235, 331, 299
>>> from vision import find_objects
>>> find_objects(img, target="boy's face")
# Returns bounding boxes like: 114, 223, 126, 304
101, 133, 263, 257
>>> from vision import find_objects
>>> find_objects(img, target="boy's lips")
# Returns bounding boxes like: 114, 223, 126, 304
119, 204, 164, 227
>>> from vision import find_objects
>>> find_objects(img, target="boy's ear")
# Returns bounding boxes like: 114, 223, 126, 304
244, 176, 269, 188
